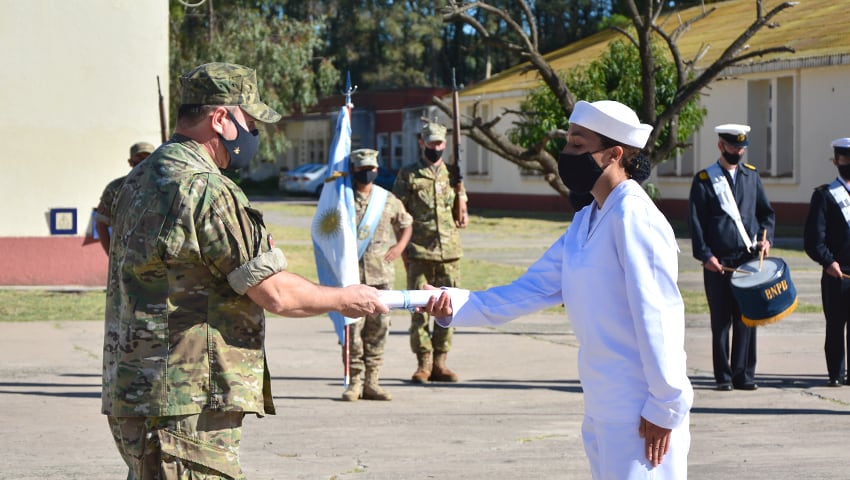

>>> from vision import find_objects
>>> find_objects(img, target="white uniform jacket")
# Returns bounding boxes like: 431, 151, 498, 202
441, 180, 693, 429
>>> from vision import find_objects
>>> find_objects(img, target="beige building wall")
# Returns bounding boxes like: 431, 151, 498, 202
655, 65, 850, 205
459, 92, 555, 198
0, 0, 169, 237
457, 62, 850, 217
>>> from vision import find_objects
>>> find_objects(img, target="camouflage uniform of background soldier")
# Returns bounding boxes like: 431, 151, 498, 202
392, 121, 468, 383
342, 148, 413, 401
102, 62, 386, 480
94, 141, 155, 254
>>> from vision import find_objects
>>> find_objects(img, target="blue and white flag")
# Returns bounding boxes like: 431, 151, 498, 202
311, 105, 360, 344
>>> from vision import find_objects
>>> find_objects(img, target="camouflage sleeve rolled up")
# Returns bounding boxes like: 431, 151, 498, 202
193, 177, 287, 293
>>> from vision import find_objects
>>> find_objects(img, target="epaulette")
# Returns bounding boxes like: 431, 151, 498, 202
698, 170, 709, 181
743, 163, 756, 171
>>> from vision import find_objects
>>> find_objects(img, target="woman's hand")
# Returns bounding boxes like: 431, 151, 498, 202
639, 417, 672, 468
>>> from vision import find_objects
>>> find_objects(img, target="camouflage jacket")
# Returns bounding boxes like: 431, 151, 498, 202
392, 160, 465, 261
354, 186, 412, 286
102, 134, 287, 418
94, 175, 127, 225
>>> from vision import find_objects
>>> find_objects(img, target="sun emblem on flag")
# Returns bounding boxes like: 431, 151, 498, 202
315, 207, 342, 238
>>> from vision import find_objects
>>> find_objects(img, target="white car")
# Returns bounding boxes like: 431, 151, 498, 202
279, 163, 326, 195
280, 163, 328, 197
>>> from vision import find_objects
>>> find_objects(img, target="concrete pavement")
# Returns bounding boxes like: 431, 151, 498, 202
2, 202, 847, 479
2, 307, 849, 479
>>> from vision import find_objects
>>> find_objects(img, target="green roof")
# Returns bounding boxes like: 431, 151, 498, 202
463, 0, 849, 97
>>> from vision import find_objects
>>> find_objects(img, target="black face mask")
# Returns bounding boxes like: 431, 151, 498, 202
838, 164, 850, 181
423, 147, 443, 163
353, 169, 378, 185
219, 111, 260, 171
721, 150, 742, 165
558, 150, 606, 195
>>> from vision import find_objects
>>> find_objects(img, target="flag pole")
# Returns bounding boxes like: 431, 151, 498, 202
342, 71, 357, 388
344, 324, 350, 388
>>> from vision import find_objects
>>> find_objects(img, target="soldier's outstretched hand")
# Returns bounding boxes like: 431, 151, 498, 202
339, 284, 389, 318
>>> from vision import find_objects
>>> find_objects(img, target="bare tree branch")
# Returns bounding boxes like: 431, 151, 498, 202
444, 0, 575, 116
439, 0, 798, 198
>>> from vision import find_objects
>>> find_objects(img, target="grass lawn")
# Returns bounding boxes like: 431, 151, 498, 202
0, 204, 821, 321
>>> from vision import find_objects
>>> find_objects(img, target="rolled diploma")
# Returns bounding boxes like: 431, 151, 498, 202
379, 290, 443, 310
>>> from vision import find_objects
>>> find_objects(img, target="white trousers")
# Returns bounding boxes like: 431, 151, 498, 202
581, 414, 690, 479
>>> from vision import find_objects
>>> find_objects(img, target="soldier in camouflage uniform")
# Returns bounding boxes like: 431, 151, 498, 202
392, 121, 468, 384
94, 141, 155, 254
102, 62, 386, 480
342, 148, 413, 401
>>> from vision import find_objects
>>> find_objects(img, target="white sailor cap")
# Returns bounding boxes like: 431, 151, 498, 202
715, 124, 751, 147
568, 100, 653, 148
831, 137, 850, 156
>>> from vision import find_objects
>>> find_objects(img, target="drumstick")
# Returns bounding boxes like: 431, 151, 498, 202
758, 229, 767, 271
722, 266, 753, 275
842, 273, 850, 280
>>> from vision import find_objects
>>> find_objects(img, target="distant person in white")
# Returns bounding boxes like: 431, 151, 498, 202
421, 100, 693, 479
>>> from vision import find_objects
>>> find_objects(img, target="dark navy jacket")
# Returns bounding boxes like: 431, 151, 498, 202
804, 181, 850, 269
688, 161, 776, 263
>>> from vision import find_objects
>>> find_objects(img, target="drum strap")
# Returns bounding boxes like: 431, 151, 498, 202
357, 185, 389, 260
827, 179, 850, 229
706, 163, 754, 251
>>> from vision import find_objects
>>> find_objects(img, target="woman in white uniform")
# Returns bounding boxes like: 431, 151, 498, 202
422, 100, 693, 479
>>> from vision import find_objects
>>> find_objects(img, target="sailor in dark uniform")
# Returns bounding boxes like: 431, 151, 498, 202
688, 124, 776, 391
804, 137, 850, 387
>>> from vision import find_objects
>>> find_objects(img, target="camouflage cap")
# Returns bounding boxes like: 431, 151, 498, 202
129, 141, 155, 157
421, 121, 447, 143
351, 148, 379, 168
180, 62, 282, 123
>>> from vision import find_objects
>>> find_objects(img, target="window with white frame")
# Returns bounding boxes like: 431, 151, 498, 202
301, 139, 326, 165
316, 139, 326, 164
747, 76, 795, 178
656, 135, 697, 178
391, 132, 403, 170
376, 133, 389, 167
464, 104, 490, 176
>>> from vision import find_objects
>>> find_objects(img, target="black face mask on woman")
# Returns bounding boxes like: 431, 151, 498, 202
558, 150, 606, 195
353, 169, 378, 185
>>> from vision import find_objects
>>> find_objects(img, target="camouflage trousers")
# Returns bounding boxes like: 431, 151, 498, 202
342, 283, 391, 375
107, 411, 245, 480
406, 259, 460, 354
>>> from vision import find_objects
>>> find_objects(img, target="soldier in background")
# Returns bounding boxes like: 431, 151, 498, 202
804, 137, 850, 387
688, 123, 775, 392
94, 141, 155, 254
392, 121, 468, 384
103, 62, 386, 479
342, 148, 413, 401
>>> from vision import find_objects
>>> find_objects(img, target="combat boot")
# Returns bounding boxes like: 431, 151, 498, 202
362, 368, 392, 401
341, 373, 363, 401
411, 352, 431, 384
430, 351, 459, 382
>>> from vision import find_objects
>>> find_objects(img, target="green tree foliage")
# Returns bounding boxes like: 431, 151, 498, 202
274, 1, 612, 91
169, 1, 338, 163
510, 39, 706, 162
